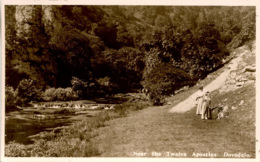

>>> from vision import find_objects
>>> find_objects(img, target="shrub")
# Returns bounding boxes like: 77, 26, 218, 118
71, 76, 97, 99
55, 88, 77, 101
42, 87, 78, 101
96, 76, 122, 95
5, 86, 17, 110
16, 79, 42, 106
143, 63, 190, 105
148, 91, 166, 106
42, 88, 57, 101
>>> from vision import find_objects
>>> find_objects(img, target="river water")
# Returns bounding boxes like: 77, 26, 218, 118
5, 109, 99, 145
5, 95, 132, 145
5, 111, 70, 144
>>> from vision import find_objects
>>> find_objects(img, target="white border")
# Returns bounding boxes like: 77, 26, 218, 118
1, 0, 259, 162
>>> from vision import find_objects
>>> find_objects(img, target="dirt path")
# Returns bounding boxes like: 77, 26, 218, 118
169, 47, 247, 113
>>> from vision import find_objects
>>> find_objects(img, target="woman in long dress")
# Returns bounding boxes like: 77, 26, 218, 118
201, 91, 211, 120
196, 86, 204, 115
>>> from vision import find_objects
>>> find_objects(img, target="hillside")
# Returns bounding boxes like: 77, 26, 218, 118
5, 6, 255, 109
87, 42, 255, 158
169, 41, 255, 113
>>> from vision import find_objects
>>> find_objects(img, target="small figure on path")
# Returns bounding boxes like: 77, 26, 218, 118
201, 91, 211, 120
196, 86, 204, 115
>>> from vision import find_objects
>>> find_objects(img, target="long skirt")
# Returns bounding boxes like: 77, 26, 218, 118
196, 98, 203, 115
201, 102, 211, 119
206, 107, 211, 119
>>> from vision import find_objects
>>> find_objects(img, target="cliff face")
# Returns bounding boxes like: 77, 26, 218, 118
42, 6, 62, 37
15, 5, 58, 38
12, 5, 58, 87
15, 6, 40, 37
219, 41, 255, 94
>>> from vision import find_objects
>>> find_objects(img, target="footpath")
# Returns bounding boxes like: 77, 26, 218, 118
169, 47, 247, 113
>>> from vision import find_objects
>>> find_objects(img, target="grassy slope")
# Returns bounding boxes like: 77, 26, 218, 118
89, 45, 256, 157
89, 83, 255, 158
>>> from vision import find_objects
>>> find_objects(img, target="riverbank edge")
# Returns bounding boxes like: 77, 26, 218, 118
5, 100, 151, 157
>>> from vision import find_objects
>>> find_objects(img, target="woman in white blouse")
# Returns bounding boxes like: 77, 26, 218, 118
196, 86, 204, 115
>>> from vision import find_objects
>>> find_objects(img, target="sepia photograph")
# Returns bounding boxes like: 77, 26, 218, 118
1, 0, 258, 161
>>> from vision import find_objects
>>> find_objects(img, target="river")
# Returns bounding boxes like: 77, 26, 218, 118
5, 94, 135, 145
5, 107, 104, 145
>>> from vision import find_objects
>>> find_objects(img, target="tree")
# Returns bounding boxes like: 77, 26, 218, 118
50, 28, 93, 87
5, 5, 255, 105
16, 79, 42, 106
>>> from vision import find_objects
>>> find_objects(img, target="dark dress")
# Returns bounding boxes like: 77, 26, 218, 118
201, 95, 211, 119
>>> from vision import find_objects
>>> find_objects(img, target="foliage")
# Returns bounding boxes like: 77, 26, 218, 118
95, 76, 119, 95
91, 47, 145, 92
71, 76, 97, 99
227, 8, 256, 50
143, 63, 190, 105
42, 87, 78, 101
5, 86, 17, 111
110, 47, 145, 90
5, 6, 255, 105
50, 28, 93, 87
16, 79, 42, 106
41, 88, 56, 101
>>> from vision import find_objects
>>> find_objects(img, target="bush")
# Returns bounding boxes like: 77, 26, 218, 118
71, 76, 97, 99
16, 79, 42, 106
148, 91, 166, 106
143, 63, 190, 105
5, 86, 17, 110
42, 88, 57, 101
96, 76, 121, 95
42, 87, 78, 101
55, 87, 78, 101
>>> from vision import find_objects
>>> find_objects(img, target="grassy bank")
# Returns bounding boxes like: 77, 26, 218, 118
87, 83, 255, 158
5, 100, 151, 157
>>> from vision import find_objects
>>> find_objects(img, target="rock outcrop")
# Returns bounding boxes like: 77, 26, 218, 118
12, 6, 59, 86
219, 41, 255, 94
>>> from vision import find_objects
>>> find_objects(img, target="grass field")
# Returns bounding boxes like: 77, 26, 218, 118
90, 82, 255, 158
